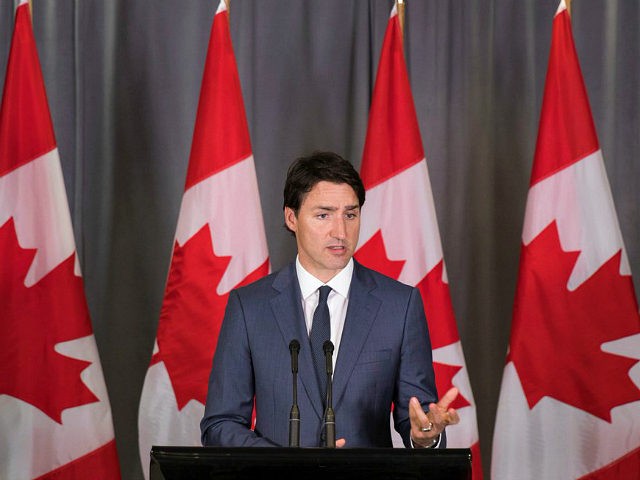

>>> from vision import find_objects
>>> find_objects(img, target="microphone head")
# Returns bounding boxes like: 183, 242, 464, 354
323, 340, 334, 377
289, 339, 300, 353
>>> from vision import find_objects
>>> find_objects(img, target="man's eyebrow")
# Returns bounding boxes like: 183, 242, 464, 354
313, 204, 360, 211
313, 205, 338, 211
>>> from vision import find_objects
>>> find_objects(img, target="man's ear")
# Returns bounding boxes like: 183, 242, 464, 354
284, 207, 297, 233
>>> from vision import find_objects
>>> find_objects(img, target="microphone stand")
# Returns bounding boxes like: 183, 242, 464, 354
288, 339, 300, 447
323, 340, 335, 448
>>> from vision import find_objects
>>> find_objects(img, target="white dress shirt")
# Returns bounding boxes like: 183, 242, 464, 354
295, 256, 353, 368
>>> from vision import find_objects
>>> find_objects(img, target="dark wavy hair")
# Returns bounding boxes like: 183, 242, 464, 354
283, 151, 366, 234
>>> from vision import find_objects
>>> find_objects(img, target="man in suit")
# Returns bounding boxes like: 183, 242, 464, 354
200, 151, 459, 448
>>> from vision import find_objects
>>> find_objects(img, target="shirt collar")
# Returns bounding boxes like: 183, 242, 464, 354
296, 256, 353, 300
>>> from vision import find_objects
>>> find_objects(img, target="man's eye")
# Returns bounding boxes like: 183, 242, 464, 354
317, 213, 328, 219
346, 213, 358, 219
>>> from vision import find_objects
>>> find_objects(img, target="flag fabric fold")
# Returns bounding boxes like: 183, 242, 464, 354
354, 4, 483, 479
137, 1, 270, 478
0, 2, 121, 478
491, 1, 640, 478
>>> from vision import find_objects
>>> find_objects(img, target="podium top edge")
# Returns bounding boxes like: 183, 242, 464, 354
150, 445, 472, 459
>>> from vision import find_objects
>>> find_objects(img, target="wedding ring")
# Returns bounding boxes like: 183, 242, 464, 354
420, 422, 433, 433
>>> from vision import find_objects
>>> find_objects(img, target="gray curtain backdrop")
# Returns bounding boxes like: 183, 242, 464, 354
1, 1, 638, 478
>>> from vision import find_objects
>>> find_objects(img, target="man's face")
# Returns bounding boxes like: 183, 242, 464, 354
284, 181, 361, 283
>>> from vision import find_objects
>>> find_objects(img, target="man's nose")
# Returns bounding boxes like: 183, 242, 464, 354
331, 217, 347, 239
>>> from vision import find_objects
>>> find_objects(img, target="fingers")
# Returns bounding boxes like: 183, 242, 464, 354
434, 387, 459, 426
412, 387, 460, 434
428, 403, 459, 427
429, 405, 458, 426
444, 407, 460, 425
409, 388, 461, 446
439, 387, 459, 408
409, 396, 429, 424
409, 397, 439, 446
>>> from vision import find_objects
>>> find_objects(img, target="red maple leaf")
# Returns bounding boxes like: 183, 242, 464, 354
416, 260, 460, 349
155, 224, 268, 409
0, 218, 98, 423
433, 361, 470, 410
509, 221, 640, 421
354, 230, 405, 279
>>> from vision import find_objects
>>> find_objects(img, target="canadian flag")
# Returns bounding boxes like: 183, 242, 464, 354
0, 2, 121, 479
137, 1, 270, 478
354, 4, 483, 479
491, 1, 640, 479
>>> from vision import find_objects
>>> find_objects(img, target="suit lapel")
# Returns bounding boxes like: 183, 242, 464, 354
332, 263, 381, 409
270, 263, 325, 419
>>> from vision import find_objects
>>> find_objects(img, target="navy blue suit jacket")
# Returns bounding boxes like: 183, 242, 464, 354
200, 260, 441, 448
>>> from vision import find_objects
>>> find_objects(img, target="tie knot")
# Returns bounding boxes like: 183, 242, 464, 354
318, 285, 331, 303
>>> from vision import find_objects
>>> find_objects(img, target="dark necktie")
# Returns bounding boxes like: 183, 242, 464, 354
309, 285, 332, 402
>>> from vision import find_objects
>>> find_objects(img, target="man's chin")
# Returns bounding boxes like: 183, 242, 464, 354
326, 256, 351, 271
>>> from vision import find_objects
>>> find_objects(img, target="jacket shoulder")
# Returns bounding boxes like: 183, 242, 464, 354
353, 260, 416, 295
231, 262, 294, 299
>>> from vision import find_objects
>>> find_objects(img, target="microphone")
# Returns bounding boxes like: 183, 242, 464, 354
288, 339, 300, 447
322, 340, 335, 448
